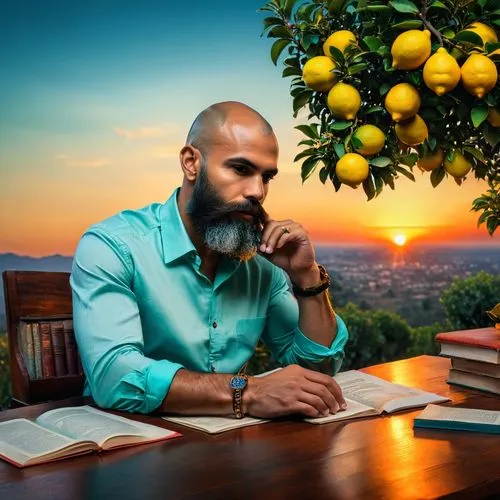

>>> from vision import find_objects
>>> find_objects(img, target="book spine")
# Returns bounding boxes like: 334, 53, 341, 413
32, 323, 43, 379
17, 323, 35, 379
50, 321, 67, 377
62, 319, 79, 375
39, 322, 55, 378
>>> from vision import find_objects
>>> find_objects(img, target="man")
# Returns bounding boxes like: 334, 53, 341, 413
70, 101, 349, 419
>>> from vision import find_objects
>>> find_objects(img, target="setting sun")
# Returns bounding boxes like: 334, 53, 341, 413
394, 234, 407, 246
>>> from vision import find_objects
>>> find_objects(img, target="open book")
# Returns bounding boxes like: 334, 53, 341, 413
162, 370, 449, 433
414, 404, 500, 434
0, 405, 181, 468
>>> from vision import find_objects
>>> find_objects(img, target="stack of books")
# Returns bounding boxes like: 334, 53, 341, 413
435, 327, 500, 396
18, 315, 83, 380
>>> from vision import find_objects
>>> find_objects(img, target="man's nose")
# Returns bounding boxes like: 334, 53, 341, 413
244, 176, 266, 203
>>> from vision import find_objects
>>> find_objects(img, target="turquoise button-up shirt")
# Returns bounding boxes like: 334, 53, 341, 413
70, 189, 348, 414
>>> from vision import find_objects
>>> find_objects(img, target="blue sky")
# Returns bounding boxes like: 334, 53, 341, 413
0, 0, 497, 256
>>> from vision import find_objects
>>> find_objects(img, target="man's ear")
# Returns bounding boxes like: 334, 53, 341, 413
180, 145, 200, 182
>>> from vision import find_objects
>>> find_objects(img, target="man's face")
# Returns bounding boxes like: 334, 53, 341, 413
186, 160, 266, 261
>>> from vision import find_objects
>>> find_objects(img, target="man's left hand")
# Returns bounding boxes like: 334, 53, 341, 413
258, 216, 320, 287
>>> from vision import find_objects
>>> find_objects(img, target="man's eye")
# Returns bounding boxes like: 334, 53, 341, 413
234, 165, 250, 175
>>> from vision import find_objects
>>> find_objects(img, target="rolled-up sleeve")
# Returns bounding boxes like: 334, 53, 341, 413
262, 266, 348, 374
70, 231, 183, 414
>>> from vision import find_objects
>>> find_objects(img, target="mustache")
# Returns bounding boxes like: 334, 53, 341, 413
190, 197, 267, 227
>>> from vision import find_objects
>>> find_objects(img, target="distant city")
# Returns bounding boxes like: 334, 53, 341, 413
0, 245, 499, 330
316, 245, 500, 327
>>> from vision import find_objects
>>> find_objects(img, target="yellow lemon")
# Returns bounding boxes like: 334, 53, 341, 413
335, 153, 370, 187
461, 54, 498, 98
352, 125, 386, 156
302, 56, 337, 92
423, 48, 461, 96
323, 30, 356, 56
465, 22, 498, 45
384, 83, 421, 122
391, 29, 432, 70
444, 152, 472, 178
395, 115, 428, 146
487, 107, 500, 127
417, 149, 444, 171
327, 83, 361, 120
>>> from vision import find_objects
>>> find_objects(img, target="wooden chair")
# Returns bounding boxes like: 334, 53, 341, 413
2, 270, 85, 407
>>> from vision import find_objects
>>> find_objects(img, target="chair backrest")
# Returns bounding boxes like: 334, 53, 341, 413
2, 270, 85, 406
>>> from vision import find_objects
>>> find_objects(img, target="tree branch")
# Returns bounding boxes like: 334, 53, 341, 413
418, 13, 444, 47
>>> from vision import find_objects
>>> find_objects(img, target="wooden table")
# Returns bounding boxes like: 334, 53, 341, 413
1, 356, 499, 500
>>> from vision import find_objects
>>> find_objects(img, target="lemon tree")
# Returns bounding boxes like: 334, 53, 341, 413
260, 0, 500, 235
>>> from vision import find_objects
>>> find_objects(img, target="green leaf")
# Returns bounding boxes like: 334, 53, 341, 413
485, 42, 500, 54
267, 25, 292, 39
493, 20, 500, 28
271, 39, 290, 65
302, 33, 320, 51
282, 0, 297, 17
294, 148, 316, 162
370, 156, 392, 168
463, 146, 486, 163
374, 174, 384, 196
351, 136, 363, 149
301, 157, 319, 182
348, 63, 369, 75
483, 125, 500, 148
365, 105, 385, 114
428, 136, 437, 151
295, 124, 319, 139
398, 153, 418, 166
429, 1, 449, 10
395, 165, 415, 181
328, 46, 345, 65
282, 66, 302, 77
446, 150, 456, 162
263, 17, 284, 29
391, 20, 423, 30
362, 174, 376, 201
363, 36, 382, 52
333, 143, 345, 158
359, 5, 392, 13
486, 217, 498, 236
327, 0, 346, 14
293, 90, 312, 115
331, 120, 353, 131
319, 166, 329, 184
430, 166, 445, 187
379, 83, 391, 95
471, 105, 488, 128
378, 168, 395, 189
389, 0, 419, 14
454, 30, 484, 46
408, 71, 422, 86
477, 210, 490, 226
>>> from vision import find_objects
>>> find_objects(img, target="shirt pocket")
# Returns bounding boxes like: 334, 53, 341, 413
236, 316, 268, 353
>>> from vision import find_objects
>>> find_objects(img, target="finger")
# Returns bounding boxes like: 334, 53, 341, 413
304, 370, 346, 409
296, 393, 330, 417
260, 219, 294, 252
261, 222, 298, 254
303, 380, 340, 414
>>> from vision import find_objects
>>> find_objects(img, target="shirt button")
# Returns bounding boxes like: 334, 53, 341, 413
212, 321, 217, 329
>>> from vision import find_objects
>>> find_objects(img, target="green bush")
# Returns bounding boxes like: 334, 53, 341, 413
441, 271, 500, 330
338, 302, 412, 370
405, 322, 444, 358
0, 334, 10, 409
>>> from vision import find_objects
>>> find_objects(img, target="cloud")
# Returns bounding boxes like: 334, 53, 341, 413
114, 125, 177, 140
56, 154, 110, 168
152, 144, 181, 159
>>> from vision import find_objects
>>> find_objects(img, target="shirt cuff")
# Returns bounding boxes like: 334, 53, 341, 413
293, 313, 348, 368
121, 360, 184, 414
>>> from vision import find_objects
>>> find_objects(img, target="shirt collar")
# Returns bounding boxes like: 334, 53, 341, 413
160, 188, 197, 265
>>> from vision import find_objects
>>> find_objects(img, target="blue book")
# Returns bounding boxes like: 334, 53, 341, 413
413, 404, 500, 435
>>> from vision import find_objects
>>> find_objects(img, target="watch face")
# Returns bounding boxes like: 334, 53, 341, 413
230, 375, 247, 390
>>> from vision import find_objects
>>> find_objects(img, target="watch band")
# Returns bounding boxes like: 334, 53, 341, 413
229, 374, 248, 419
292, 264, 331, 297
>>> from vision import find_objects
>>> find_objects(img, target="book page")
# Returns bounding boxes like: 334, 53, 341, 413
162, 415, 270, 434
416, 404, 500, 425
0, 419, 86, 466
303, 397, 377, 424
37, 406, 174, 448
335, 370, 448, 413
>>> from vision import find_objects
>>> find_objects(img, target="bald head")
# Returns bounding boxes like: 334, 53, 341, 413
185, 101, 274, 156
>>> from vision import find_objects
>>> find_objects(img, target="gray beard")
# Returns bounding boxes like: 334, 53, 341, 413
186, 164, 263, 261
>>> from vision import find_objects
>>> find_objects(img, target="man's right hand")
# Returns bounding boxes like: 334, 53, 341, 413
243, 365, 346, 419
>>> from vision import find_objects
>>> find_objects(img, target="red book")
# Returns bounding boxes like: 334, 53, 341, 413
435, 327, 500, 364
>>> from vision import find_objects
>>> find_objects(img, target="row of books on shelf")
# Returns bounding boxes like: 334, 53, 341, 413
18, 316, 83, 380
436, 327, 500, 396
